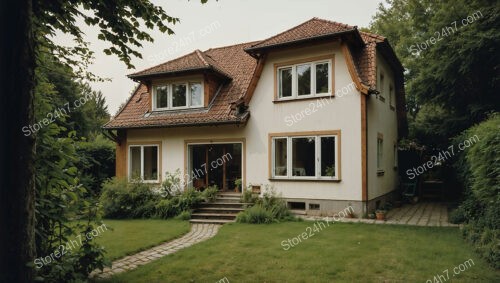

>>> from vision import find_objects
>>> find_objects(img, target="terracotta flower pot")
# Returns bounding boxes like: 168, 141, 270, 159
376, 212, 386, 220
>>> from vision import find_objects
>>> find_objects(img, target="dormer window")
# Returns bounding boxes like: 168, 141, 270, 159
153, 81, 204, 110
275, 55, 333, 101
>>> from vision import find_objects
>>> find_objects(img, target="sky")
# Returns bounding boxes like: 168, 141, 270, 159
67, 0, 384, 115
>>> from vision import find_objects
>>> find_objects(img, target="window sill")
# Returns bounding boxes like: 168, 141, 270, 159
273, 94, 334, 103
390, 105, 396, 111
377, 170, 385, 176
269, 177, 341, 183
379, 96, 386, 102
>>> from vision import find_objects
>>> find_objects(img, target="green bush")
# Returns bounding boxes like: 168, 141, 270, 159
241, 188, 258, 204
236, 205, 274, 224
100, 178, 156, 219
202, 185, 219, 202
175, 210, 192, 221
452, 113, 499, 268
237, 186, 294, 224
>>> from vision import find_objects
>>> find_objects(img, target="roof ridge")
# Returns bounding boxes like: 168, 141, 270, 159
205, 40, 262, 52
312, 17, 355, 29
195, 49, 210, 66
128, 50, 199, 77
248, 18, 317, 48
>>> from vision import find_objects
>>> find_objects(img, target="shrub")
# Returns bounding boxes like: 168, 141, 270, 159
241, 187, 258, 204
237, 186, 294, 224
202, 185, 219, 202
175, 210, 192, 221
236, 205, 274, 224
452, 113, 499, 268
99, 178, 156, 219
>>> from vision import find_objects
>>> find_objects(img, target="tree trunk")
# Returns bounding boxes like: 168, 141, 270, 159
0, 0, 36, 282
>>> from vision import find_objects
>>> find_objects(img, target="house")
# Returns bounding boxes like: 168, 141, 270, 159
103, 18, 408, 216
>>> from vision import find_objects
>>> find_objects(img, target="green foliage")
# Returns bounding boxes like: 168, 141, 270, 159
452, 114, 499, 268
202, 186, 219, 202
33, 54, 108, 281
76, 134, 115, 195
100, 178, 156, 218
159, 169, 183, 198
175, 210, 192, 221
237, 186, 294, 224
236, 205, 274, 224
370, 0, 500, 147
240, 188, 258, 204
100, 176, 205, 219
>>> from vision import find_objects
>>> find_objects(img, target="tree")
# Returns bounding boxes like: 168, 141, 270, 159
0, 0, 189, 281
369, 0, 500, 147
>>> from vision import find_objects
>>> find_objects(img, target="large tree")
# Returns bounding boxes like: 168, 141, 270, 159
0, 0, 189, 281
369, 0, 500, 147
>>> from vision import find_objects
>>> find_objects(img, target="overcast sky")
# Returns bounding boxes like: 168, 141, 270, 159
69, 0, 383, 114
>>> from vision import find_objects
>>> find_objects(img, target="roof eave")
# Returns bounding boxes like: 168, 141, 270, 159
244, 29, 362, 55
128, 66, 231, 81
102, 114, 250, 130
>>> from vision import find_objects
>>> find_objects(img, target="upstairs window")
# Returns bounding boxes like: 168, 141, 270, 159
276, 57, 332, 100
153, 82, 203, 110
389, 84, 395, 109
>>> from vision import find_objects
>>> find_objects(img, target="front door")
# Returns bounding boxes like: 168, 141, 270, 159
188, 143, 242, 191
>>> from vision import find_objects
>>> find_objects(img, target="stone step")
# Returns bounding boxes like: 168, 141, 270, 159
213, 197, 241, 203
217, 192, 241, 197
198, 202, 249, 208
191, 213, 238, 220
195, 207, 245, 214
189, 219, 235, 224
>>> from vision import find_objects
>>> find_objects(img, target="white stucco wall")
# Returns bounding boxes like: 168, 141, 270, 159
127, 41, 365, 202
366, 53, 399, 200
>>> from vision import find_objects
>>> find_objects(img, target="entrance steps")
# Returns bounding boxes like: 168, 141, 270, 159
190, 192, 251, 224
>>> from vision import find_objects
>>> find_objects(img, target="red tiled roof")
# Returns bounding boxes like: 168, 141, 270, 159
129, 49, 231, 79
104, 18, 402, 130
104, 42, 258, 129
246, 18, 356, 51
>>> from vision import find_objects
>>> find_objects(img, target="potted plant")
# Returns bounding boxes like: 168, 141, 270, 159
234, 178, 242, 192
375, 209, 386, 220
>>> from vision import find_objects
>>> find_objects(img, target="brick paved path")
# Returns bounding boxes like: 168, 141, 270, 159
90, 223, 221, 279
301, 202, 459, 227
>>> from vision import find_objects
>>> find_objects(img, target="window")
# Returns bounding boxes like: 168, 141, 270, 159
378, 72, 385, 102
129, 145, 159, 182
172, 83, 187, 108
389, 84, 395, 109
276, 58, 332, 100
271, 132, 339, 179
153, 81, 204, 110
279, 68, 292, 98
377, 134, 384, 172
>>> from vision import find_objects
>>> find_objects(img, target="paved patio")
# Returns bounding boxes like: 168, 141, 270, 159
302, 202, 459, 227
90, 223, 221, 279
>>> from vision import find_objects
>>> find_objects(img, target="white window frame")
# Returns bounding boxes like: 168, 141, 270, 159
128, 144, 160, 183
277, 59, 332, 100
152, 81, 204, 111
271, 134, 339, 180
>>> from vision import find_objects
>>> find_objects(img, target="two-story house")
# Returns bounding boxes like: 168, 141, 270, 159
103, 18, 407, 216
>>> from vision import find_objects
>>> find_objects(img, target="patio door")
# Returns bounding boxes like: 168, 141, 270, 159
187, 143, 242, 191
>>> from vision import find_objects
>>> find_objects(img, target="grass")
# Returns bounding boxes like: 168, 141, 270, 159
94, 219, 189, 260
97, 222, 499, 282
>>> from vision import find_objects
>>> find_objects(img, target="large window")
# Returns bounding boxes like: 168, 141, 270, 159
153, 82, 203, 110
276, 58, 332, 100
129, 145, 159, 182
271, 132, 339, 179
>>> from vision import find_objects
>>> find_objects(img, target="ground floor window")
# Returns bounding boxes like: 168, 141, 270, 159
129, 144, 159, 182
271, 131, 340, 180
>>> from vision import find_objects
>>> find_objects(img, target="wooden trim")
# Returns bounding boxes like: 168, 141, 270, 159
361, 95, 367, 201
127, 140, 163, 184
273, 54, 335, 101
244, 54, 267, 105
268, 130, 341, 180
183, 138, 246, 191
341, 43, 370, 95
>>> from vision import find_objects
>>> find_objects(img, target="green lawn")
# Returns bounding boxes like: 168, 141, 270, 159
95, 219, 190, 260
97, 222, 499, 283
